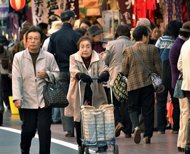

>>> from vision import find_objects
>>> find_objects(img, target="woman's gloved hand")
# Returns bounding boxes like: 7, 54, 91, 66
77, 73, 93, 84
98, 71, 109, 83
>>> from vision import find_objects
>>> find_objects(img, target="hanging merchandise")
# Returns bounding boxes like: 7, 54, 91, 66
133, 0, 147, 26
118, 0, 133, 28
10, 0, 26, 11
102, 10, 121, 41
165, 0, 182, 22
133, 0, 157, 26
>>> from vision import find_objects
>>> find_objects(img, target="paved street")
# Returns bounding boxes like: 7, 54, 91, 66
0, 109, 182, 154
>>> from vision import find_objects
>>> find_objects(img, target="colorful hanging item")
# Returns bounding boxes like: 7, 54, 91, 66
10, 0, 26, 11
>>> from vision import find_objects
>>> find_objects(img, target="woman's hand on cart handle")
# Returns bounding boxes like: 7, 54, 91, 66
98, 71, 109, 83
76, 73, 93, 83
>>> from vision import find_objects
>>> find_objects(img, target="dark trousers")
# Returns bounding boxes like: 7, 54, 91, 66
156, 84, 180, 132
120, 102, 132, 134
113, 95, 132, 134
1, 74, 12, 108
157, 60, 180, 132
128, 85, 155, 138
20, 108, 52, 154
75, 121, 82, 146
59, 72, 74, 133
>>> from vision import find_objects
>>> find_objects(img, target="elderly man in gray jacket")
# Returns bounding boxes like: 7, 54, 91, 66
103, 24, 134, 138
12, 26, 59, 154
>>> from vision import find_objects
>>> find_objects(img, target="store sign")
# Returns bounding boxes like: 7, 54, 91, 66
32, 0, 79, 25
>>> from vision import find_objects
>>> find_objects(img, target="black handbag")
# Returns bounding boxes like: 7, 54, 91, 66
112, 73, 128, 103
173, 74, 184, 98
43, 75, 69, 108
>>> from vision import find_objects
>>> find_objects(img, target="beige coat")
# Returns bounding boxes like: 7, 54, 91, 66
178, 39, 190, 91
65, 50, 108, 122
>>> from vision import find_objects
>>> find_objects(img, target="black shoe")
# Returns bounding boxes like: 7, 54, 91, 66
143, 137, 151, 144
65, 131, 74, 137
115, 122, 123, 137
178, 147, 185, 152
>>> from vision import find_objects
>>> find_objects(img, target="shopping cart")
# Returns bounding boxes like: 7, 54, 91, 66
78, 79, 119, 154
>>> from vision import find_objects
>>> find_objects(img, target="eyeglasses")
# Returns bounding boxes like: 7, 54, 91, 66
27, 37, 40, 41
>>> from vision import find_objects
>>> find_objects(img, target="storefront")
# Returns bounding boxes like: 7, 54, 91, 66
0, 0, 190, 41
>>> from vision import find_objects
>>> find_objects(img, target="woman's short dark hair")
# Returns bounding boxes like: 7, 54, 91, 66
164, 20, 182, 38
133, 26, 149, 41
25, 26, 43, 42
115, 24, 130, 38
77, 36, 93, 49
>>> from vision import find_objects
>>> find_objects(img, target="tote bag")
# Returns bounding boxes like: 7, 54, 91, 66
112, 73, 128, 103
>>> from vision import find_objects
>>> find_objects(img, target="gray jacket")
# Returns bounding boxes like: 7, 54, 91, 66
12, 48, 59, 109
103, 36, 134, 86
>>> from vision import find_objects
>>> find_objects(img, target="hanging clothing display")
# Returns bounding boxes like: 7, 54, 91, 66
133, 0, 157, 26
165, 0, 182, 22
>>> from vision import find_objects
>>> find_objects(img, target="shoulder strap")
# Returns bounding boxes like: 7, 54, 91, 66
132, 45, 151, 74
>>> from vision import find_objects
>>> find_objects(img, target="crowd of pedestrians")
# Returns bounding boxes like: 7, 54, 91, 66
0, 9, 190, 154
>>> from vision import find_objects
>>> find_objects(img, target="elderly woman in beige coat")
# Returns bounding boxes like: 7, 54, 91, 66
65, 36, 109, 153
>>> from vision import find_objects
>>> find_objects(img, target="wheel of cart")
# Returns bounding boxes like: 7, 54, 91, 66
78, 79, 119, 154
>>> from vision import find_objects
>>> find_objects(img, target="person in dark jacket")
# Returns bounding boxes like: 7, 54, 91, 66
48, 10, 81, 137
155, 20, 182, 134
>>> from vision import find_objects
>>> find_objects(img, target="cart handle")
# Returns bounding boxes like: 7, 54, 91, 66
78, 78, 113, 107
